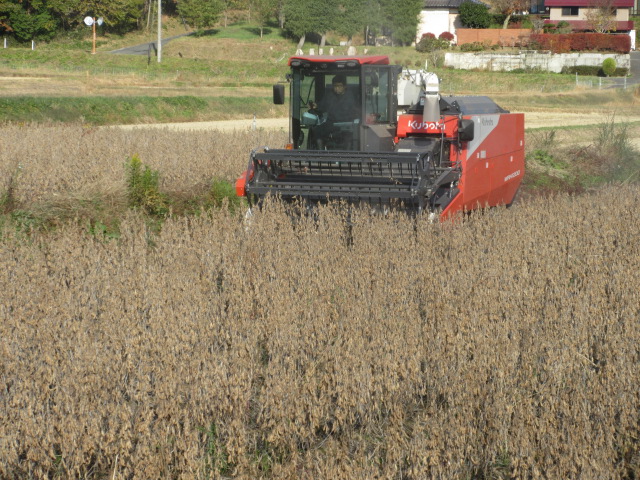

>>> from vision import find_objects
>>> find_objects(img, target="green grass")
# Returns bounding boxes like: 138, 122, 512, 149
0, 96, 276, 124
0, 23, 636, 124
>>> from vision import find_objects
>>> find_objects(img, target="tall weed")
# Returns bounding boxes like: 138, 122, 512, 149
125, 154, 168, 216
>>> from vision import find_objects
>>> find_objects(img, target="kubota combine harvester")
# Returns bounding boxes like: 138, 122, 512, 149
235, 55, 524, 219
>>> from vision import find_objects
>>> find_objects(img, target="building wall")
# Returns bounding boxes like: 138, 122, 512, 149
416, 10, 451, 42
549, 6, 630, 21
456, 29, 533, 46
549, 6, 587, 20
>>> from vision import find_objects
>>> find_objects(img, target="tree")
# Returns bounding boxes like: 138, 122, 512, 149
584, 0, 617, 33
382, 0, 423, 46
0, 4, 57, 41
250, 0, 277, 37
0, 0, 145, 38
283, 0, 337, 49
459, 1, 491, 28
51, 0, 145, 33
363, 0, 385, 45
0, 0, 58, 41
223, 0, 249, 23
334, 0, 368, 45
276, 0, 285, 28
177, 0, 224, 29
487, 0, 530, 28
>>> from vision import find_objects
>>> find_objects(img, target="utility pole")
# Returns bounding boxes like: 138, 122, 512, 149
157, 0, 162, 63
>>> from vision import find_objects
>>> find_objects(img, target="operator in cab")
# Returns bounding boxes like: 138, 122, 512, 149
309, 74, 359, 150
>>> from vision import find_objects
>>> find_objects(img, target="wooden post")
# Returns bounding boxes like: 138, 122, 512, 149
92, 17, 96, 54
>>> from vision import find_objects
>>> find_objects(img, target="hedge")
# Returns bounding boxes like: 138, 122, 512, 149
561, 65, 630, 76
530, 33, 631, 53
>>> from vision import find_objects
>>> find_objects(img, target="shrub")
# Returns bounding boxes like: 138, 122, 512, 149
439, 31, 455, 42
459, 1, 491, 28
529, 33, 630, 53
208, 178, 242, 213
602, 57, 616, 76
561, 65, 629, 76
460, 41, 486, 52
561, 65, 596, 75
416, 35, 450, 52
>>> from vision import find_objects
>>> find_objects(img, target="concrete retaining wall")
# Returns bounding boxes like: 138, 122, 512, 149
444, 51, 631, 73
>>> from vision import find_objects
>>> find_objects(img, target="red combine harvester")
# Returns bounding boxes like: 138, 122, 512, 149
236, 55, 524, 219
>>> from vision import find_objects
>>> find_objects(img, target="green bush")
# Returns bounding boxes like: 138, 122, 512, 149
562, 65, 600, 75
125, 155, 169, 217
208, 178, 242, 213
416, 35, 451, 53
460, 41, 485, 52
602, 57, 616, 77
561, 65, 629, 77
459, 1, 491, 28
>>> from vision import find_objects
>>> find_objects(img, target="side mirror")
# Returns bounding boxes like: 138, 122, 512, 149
458, 118, 474, 141
273, 84, 285, 105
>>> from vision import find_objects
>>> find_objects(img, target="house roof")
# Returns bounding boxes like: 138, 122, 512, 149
423, 0, 485, 8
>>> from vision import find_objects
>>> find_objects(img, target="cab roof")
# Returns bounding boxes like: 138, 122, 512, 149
288, 55, 390, 66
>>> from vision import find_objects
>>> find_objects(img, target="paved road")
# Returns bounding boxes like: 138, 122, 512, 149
630, 51, 640, 82
601, 50, 640, 88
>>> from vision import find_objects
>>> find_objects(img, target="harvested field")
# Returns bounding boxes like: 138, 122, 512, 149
1, 123, 640, 478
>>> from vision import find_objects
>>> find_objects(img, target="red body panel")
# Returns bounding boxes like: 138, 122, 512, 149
445, 113, 524, 219
395, 114, 457, 139
397, 112, 525, 220
235, 175, 246, 197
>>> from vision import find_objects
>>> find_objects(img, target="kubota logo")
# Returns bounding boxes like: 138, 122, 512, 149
408, 120, 443, 130
504, 170, 521, 182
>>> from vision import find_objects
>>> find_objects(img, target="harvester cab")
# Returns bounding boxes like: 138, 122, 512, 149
280, 55, 402, 152
236, 55, 525, 219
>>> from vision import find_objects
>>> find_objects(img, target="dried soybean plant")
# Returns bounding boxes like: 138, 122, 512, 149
2, 186, 640, 479
0, 123, 287, 213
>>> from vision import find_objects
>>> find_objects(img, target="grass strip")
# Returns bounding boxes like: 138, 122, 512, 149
0, 96, 277, 125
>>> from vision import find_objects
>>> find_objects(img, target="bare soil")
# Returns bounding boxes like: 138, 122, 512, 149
117, 111, 640, 144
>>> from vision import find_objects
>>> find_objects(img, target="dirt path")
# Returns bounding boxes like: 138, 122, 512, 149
115, 111, 640, 132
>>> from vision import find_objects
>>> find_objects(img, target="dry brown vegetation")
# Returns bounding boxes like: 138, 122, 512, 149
1, 124, 640, 479
0, 124, 287, 226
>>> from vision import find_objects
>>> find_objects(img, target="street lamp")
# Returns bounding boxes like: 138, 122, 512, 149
83, 15, 103, 54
